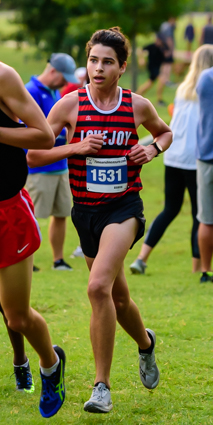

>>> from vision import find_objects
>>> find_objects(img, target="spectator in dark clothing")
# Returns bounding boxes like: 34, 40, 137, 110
157, 17, 177, 105
184, 17, 195, 54
199, 14, 213, 45
137, 33, 168, 100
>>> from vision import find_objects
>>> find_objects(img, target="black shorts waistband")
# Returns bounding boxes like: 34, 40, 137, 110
73, 191, 141, 213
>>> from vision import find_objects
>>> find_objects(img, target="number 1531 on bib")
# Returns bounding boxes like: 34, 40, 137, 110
86, 157, 128, 193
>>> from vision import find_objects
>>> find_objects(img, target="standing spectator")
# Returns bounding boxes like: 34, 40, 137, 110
0, 61, 66, 418
199, 14, 213, 45
196, 66, 213, 283
184, 16, 195, 55
130, 45, 213, 276
61, 67, 87, 96
61, 66, 88, 259
157, 17, 176, 105
25, 53, 78, 271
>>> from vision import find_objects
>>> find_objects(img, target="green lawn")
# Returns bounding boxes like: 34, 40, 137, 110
0, 43, 47, 83
1, 156, 213, 425
0, 10, 20, 38
1, 10, 213, 424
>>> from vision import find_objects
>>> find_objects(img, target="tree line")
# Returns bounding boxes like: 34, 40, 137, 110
0, 0, 209, 89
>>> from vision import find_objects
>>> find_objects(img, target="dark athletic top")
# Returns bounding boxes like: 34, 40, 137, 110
143, 43, 165, 70
68, 86, 142, 206
203, 25, 213, 44
0, 108, 28, 201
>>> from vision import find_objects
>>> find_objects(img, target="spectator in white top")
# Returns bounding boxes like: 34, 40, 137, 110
130, 44, 213, 276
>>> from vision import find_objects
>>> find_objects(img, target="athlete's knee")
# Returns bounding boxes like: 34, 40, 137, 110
87, 277, 110, 302
6, 310, 29, 333
113, 293, 130, 313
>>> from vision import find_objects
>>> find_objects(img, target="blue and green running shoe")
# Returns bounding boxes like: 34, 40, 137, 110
200, 272, 213, 283
14, 362, 35, 393
39, 345, 66, 418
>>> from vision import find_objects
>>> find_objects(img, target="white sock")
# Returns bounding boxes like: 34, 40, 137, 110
40, 352, 59, 377
13, 358, 29, 368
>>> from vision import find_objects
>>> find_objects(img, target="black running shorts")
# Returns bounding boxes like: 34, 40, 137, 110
71, 192, 146, 258
149, 66, 161, 81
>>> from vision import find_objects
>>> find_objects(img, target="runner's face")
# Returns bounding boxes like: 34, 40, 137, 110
87, 44, 126, 89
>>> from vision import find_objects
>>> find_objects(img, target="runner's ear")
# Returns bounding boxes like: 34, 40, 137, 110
119, 61, 127, 78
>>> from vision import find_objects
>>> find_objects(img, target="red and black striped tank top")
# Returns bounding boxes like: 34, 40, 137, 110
68, 85, 142, 206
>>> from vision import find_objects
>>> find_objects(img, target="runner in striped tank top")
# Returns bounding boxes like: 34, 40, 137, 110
27, 27, 173, 414
68, 85, 142, 205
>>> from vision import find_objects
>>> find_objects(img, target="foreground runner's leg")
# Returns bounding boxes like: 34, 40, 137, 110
84, 218, 158, 412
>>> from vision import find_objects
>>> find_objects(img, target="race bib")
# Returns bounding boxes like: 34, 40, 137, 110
86, 157, 128, 193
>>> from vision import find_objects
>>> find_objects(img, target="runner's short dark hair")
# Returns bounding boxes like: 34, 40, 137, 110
86, 27, 130, 67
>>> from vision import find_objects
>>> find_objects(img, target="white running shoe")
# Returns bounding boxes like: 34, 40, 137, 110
70, 246, 84, 258
84, 382, 113, 413
130, 259, 147, 274
139, 329, 160, 389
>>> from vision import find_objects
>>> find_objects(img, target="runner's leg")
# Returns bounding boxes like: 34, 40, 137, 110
0, 255, 57, 367
85, 218, 151, 388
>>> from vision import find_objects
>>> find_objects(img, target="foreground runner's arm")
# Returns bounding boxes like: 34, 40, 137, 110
27, 92, 103, 167
128, 93, 172, 165
0, 63, 54, 149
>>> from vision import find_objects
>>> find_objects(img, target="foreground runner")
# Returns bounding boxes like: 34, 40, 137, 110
28, 27, 172, 413
0, 62, 65, 418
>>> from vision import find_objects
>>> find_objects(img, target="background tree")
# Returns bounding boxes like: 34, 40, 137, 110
10, 0, 70, 52
58, 0, 190, 90
6, 0, 191, 90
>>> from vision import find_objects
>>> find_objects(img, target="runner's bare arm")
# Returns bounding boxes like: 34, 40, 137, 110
27, 94, 103, 167
129, 94, 172, 164
0, 63, 54, 149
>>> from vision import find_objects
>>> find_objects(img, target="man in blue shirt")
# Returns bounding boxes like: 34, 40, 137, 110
26, 53, 78, 270
196, 66, 213, 283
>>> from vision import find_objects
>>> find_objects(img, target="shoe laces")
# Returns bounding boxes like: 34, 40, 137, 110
139, 352, 154, 370
41, 372, 57, 401
93, 383, 108, 401
13, 366, 33, 388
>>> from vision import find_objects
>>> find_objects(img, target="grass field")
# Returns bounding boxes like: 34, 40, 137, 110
1, 9, 213, 425
1, 156, 213, 425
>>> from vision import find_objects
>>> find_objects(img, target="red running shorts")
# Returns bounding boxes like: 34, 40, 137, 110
0, 188, 41, 268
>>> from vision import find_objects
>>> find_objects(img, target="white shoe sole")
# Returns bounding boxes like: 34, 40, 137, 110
84, 401, 113, 413
52, 266, 73, 271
